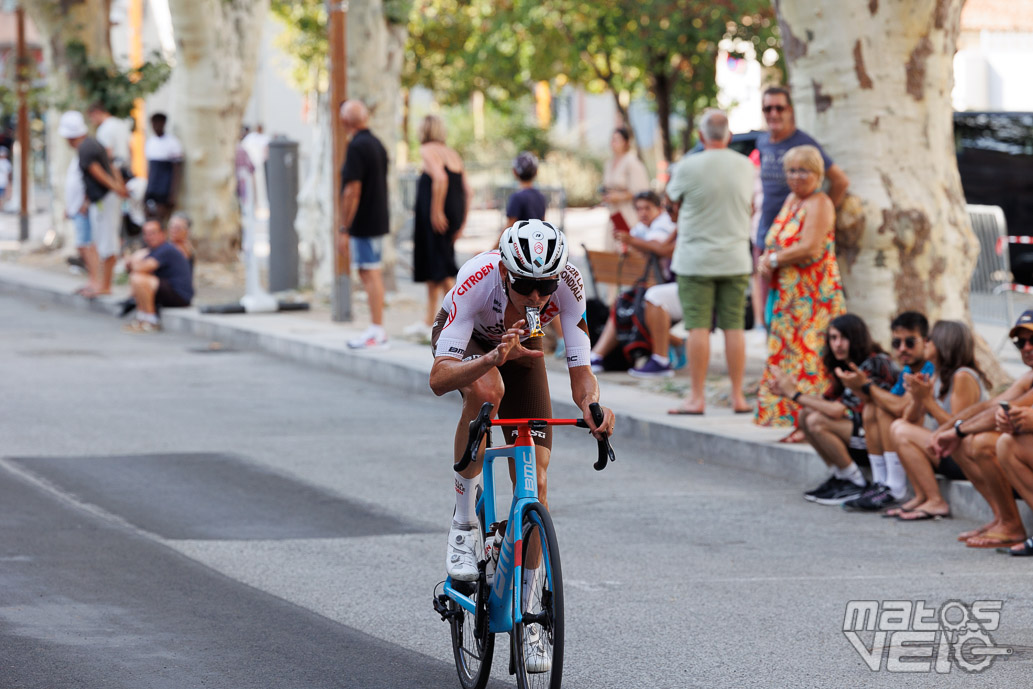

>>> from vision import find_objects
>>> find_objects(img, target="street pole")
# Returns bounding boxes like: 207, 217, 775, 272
16, 5, 29, 242
329, 0, 351, 322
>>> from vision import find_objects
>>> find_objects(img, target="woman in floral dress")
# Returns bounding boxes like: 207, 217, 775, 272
755, 145, 846, 433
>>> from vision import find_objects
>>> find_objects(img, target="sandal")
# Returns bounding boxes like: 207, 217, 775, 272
777, 429, 805, 444
965, 532, 1026, 549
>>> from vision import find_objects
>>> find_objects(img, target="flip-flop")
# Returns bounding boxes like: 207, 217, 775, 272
668, 408, 704, 415
777, 429, 805, 444
997, 537, 1033, 556
882, 505, 919, 518
733, 407, 753, 414
896, 509, 951, 521
965, 533, 1026, 549
958, 526, 991, 542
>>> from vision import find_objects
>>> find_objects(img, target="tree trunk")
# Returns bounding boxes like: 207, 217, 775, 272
346, 3, 408, 292
167, 0, 269, 261
651, 66, 673, 164
25, 0, 112, 243
775, 0, 1008, 385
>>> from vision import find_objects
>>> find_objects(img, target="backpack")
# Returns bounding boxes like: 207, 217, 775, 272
612, 281, 652, 366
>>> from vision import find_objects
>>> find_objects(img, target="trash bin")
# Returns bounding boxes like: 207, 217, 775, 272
267, 137, 299, 292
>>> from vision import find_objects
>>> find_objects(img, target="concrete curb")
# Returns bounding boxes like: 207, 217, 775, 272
3, 262, 1027, 531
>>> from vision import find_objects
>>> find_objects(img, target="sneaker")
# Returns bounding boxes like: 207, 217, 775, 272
403, 321, 431, 338
590, 354, 604, 374
347, 329, 389, 349
445, 523, 480, 582
813, 480, 869, 506
123, 319, 161, 334
803, 475, 840, 502
522, 625, 551, 674
628, 356, 674, 379
843, 483, 900, 511
668, 342, 687, 371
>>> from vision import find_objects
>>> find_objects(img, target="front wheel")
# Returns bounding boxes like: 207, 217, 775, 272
449, 576, 495, 689
513, 502, 564, 689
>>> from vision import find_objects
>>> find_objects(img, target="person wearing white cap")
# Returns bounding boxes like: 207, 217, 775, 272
59, 110, 128, 298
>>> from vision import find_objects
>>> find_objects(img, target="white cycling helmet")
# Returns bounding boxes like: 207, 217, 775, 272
498, 219, 569, 279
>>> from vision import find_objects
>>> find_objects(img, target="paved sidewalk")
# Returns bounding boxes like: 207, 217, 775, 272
3, 245, 1031, 533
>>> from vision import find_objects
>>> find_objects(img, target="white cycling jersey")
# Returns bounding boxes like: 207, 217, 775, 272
435, 250, 592, 368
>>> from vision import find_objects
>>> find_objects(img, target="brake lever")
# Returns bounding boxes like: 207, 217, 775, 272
454, 402, 494, 472
589, 402, 616, 471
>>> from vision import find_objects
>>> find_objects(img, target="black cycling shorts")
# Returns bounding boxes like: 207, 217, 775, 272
431, 308, 553, 451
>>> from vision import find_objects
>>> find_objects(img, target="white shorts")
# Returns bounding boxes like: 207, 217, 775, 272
644, 282, 682, 323
89, 191, 122, 258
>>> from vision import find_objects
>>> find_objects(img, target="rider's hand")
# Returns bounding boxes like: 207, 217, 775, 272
490, 319, 544, 366
583, 402, 615, 440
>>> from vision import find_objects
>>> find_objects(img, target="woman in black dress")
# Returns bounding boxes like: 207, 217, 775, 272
409, 115, 471, 337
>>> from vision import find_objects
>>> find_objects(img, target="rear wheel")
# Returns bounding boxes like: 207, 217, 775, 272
449, 576, 495, 689
513, 502, 563, 689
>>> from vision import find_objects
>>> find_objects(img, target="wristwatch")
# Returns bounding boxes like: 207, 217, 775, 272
860, 381, 872, 396
954, 419, 968, 438
791, 390, 802, 403
768, 253, 779, 269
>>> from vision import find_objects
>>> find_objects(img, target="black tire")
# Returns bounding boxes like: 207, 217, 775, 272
449, 581, 495, 689
450, 484, 494, 689
513, 503, 564, 689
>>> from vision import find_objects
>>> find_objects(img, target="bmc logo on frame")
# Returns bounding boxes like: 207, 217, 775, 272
843, 600, 1012, 673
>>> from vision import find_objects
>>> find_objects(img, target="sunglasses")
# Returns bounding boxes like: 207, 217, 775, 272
509, 274, 560, 296
891, 336, 919, 350
762, 104, 787, 114
1013, 336, 1033, 350
786, 167, 813, 177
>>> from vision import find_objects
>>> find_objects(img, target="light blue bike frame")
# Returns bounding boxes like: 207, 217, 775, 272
443, 423, 545, 634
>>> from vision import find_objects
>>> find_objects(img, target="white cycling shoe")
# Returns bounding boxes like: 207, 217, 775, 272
445, 523, 480, 582
522, 625, 551, 673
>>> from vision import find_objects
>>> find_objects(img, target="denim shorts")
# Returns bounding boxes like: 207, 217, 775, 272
72, 212, 91, 247
352, 235, 383, 269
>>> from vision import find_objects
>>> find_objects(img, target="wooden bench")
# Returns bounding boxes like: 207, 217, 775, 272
581, 246, 666, 299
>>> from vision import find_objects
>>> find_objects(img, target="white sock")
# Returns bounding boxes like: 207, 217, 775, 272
836, 462, 866, 487
369, 324, 385, 338
869, 454, 887, 486
652, 353, 667, 365
453, 473, 477, 528
139, 312, 159, 325
522, 565, 539, 609
884, 452, 908, 499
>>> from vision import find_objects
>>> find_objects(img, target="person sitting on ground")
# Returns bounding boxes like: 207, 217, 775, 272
989, 372, 1033, 556
887, 320, 989, 521
588, 190, 676, 373
168, 211, 195, 268
835, 311, 933, 511
926, 310, 1033, 549
767, 313, 896, 505
123, 219, 194, 333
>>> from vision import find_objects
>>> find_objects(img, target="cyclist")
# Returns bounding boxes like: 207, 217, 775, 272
429, 220, 615, 584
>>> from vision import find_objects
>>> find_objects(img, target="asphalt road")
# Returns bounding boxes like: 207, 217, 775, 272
2, 290, 1033, 688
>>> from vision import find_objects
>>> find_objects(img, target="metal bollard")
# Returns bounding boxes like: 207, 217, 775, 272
267, 137, 299, 292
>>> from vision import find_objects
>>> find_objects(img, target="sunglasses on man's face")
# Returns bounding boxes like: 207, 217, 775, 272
891, 336, 919, 350
762, 104, 787, 114
1013, 336, 1033, 350
509, 274, 560, 296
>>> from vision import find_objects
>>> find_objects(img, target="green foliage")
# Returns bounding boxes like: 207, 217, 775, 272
62, 41, 171, 118
270, 0, 328, 92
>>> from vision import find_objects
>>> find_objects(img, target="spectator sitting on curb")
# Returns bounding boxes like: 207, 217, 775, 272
168, 211, 195, 267
887, 320, 989, 521
123, 219, 193, 333
926, 310, 1033, 550
767, 313, 896, 505
835, 311, 933, 511
588, 190, 676, 373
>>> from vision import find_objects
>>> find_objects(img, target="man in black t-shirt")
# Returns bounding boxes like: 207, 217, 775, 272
59, 110, 128, 299
123, 219, 194, 333
337, 99, 390, 349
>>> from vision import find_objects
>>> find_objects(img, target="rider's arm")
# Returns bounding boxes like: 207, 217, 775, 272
569, 364, 613, 438
430, 354, 501, 396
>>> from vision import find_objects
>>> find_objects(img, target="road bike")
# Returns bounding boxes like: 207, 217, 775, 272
433, 401, 615, 689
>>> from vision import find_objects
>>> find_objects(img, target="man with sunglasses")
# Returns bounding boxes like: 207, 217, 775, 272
754, 87, 849, 326
429, 219, 615, 586
925, 310, 1033, 552
836, 311, 932, 509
